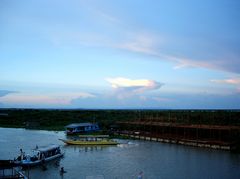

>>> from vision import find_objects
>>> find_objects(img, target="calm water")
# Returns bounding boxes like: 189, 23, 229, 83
0, 127, 240, 179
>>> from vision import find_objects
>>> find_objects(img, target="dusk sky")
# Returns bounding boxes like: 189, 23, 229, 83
1, 0, 240, 109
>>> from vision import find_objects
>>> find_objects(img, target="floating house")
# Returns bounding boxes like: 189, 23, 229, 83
65, 123, 100, 135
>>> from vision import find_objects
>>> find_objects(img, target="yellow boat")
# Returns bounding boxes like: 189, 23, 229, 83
59, 135, 118, 145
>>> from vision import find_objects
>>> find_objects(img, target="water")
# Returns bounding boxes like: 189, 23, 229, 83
0, 127, 240, 179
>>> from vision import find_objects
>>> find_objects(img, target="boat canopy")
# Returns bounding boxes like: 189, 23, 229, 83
34, 144, 60, 153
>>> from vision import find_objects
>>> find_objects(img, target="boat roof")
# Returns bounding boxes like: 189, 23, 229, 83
34, 144, 60, 152
65, 123, 97, 128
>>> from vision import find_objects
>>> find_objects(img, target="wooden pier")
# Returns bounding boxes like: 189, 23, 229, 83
0, 160, 28, 179
116, 120, 240, 151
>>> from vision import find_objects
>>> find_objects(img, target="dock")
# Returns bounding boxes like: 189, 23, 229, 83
0, 160, 28, 179
116, 119, 240, 151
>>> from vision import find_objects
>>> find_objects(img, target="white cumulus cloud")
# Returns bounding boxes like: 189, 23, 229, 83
106, 77, 163, 99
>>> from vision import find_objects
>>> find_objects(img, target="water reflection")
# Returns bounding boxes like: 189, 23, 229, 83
63, 145, 107, 153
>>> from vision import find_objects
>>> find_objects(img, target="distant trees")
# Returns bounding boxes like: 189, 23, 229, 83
0, 109, 239, 130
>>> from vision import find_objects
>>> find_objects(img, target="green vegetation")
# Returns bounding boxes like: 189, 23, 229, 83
0, 109, 239, 131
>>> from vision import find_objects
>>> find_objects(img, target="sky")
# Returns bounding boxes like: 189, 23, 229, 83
0, 0, 240, 109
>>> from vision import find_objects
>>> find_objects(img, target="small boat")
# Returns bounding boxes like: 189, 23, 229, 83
59, 135, 118, 145
14, 145, 63, 167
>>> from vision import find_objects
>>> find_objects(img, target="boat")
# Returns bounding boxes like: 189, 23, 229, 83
14, 145, 63, 167
65, 123, 100, 135
59, 135, 118, 145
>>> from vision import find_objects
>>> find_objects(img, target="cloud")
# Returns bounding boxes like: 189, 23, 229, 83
0, 92, 95, 106
96, 10, 120, 23
4, 0, 240, 75
106, 77, 161, 88
211, 78, 240, 85
43, 9, 239, 75
106, 77, 163, 99
68, 92, 240, 109
106, 77, 163, 91
237, 88, 240, 93
74, 1, 240, 74
172, 58, 217, 70
115, 34, 219, 71
0, 90, 17, 97
116, 33, 159, 56
110, 33, 240, 74
114, 32, 240, 74
211, 77, 240, 94
152, 97, 172, 102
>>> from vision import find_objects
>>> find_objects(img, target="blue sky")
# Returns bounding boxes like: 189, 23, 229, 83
0, 0, 240, 109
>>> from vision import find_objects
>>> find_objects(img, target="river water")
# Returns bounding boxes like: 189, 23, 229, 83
0, 127, 240, 179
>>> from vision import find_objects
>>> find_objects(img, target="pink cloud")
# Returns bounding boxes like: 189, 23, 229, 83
0, 92, 95, 106
211, 78, 240, 93
211, 78, 240, 85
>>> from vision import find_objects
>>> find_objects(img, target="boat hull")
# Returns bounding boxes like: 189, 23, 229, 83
59, 139, 118, 145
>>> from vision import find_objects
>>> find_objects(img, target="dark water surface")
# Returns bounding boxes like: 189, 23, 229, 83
0, 128, 240, 179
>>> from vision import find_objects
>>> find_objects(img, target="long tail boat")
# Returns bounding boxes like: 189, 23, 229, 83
59, 135, 118, 145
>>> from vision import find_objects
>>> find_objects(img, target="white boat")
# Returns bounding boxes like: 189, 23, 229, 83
15, 145, 63, 167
